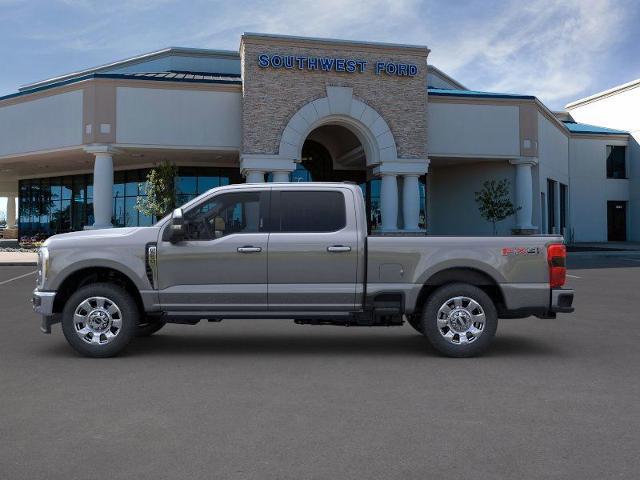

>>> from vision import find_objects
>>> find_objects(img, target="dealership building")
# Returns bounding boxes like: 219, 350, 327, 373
0, 33, 637, 242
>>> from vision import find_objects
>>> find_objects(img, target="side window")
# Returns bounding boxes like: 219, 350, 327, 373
606, 145, 626, 179
279, 191, 346, 232
183, 191, 263, 240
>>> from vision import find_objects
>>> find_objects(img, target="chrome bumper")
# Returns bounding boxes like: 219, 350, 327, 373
32, 290, 59, 333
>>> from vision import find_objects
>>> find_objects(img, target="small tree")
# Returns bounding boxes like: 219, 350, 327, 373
474, 179, 519, 235
136, 161, 178, 219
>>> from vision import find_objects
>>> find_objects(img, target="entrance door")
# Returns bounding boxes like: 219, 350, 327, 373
157, 189, 270, 311
267, 187, 359, 311
607, 201, 627, 241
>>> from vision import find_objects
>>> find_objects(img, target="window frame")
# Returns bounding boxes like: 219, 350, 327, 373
269, 189, 348, 234
177, 189, 270, 241
606, 145, 627, 179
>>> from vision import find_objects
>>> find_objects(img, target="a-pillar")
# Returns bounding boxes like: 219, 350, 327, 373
85, 145, 118, 229
509, 157, 538, 234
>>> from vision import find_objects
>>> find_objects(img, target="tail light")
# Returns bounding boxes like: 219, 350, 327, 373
547, 243, 566, 288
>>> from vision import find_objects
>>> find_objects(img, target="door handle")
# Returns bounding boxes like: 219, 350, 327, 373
327, 245, 352, 253
237, 246, 262, 253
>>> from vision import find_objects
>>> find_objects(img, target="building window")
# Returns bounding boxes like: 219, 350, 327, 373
560, 183, 568, 232
547, 179, 556, 234
606, 145, 626, 179
18, 166, 242, 241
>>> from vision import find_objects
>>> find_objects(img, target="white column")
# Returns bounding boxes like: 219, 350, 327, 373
6, 195, 16, 229
271, 171, 290, 182
510, 158, 537, 231
245, 170, 265, 183
380, 174, 398, 231
84, 146, 117, 229
402, 174, 420, 231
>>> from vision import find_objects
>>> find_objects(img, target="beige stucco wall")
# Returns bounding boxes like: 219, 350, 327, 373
240, 35, 428, 160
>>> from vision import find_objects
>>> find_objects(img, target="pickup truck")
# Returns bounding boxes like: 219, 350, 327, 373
32, 182, 574, 358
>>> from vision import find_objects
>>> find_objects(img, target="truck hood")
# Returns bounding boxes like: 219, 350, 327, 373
43, 226, 161, 250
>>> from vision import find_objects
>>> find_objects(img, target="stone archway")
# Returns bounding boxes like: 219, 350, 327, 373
278, 86, 398, 167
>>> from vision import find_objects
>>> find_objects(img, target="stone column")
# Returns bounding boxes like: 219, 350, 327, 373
244, 170, 265, 183
402, 174, 421, 231
510, 158, 538, 234
271, 171, 290, 182
85, 146, 117, 229
380, 174, 398, 232
6, 195, 16, 229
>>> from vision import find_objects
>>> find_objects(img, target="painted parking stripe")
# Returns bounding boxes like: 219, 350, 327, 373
566, 274, 581, 279
0, 271, 36, 286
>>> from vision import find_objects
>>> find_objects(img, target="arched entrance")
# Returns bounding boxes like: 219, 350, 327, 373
242, 86, 429, 231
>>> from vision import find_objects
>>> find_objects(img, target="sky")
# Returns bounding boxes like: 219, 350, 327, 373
0, 0, 639, 110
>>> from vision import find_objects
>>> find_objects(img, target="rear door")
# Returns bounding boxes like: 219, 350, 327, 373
267, 187, 359, 311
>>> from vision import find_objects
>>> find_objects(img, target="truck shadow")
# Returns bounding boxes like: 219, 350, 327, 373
116, 331, 559, 358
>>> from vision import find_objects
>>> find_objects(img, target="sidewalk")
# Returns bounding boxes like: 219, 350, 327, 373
0, 251, 38, 266
568, 242, 640, 252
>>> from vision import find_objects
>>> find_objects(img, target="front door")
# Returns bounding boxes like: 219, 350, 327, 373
267, 187, 359, 311
157, 188, 269, 311
607, 201, 627, 241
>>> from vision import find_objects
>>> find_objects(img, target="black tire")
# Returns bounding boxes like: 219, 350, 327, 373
421, 283, 498, 358
136, 319, 166, 337
61, 283, 139, 358
407, 315, 424, 334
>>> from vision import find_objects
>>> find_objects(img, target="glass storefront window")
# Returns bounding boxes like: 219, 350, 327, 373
18, 166, 242, 240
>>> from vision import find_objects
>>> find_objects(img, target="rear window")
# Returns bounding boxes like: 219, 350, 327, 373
279, 191, 346, 232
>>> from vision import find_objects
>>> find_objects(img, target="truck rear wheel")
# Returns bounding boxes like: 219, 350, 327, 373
421, 283, 498, 357
61, 283, 138, 358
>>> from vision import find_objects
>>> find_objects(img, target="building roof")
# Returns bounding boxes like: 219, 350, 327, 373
0, 71, 241, 103
428, 87, 535, 100
562, 121, 628, 135
565, 78, 640, 109
19, 47, 240, 92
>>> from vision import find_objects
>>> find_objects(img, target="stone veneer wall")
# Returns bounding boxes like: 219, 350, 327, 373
240, 36, 429, 160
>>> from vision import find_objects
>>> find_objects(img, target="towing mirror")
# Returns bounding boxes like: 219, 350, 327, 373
168, 208, 185, 243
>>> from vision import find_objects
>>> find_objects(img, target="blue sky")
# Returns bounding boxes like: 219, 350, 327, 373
1, 0, 639, 108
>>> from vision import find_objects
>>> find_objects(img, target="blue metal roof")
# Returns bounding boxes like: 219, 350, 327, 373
562, 121, 628, 135
427, 87, 535, 100
0, 71, 242, 102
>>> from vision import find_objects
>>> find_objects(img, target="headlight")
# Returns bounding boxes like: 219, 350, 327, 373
37, 247, 50, 289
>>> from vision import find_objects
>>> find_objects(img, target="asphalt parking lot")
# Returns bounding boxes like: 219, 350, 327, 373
1, 255, 639, 480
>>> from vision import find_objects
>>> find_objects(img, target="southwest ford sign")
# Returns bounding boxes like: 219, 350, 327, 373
257, 54, 418, 77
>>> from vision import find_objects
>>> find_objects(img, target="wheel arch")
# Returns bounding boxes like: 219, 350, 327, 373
52, 266, 144, 315
413, 267, 505, 315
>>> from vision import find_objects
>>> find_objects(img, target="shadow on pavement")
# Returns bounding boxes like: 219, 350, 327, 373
41, 330, 561, 359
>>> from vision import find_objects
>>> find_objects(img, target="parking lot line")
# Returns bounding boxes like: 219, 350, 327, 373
567, 274, 581, 278
0, 271, 36, 286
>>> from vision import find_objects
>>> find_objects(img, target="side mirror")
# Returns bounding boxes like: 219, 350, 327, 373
168, 208, 185, 243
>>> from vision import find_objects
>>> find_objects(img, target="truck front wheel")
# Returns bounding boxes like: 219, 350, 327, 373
421, 283, 498, 357
61, 283, 139, 358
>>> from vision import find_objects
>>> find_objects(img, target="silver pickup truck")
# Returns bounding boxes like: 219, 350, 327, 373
33, 182, 574, 358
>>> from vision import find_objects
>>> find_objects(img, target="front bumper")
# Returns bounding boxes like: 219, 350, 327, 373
550, 288, 574, 314
32, 290, 59, 334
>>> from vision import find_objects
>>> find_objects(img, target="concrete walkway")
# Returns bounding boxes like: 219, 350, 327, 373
0, 252, 38, 266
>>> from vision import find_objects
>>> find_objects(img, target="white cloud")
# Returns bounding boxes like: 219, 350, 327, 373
427, 0, 628, 107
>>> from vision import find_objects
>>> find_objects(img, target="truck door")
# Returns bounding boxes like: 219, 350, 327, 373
267, 187, 359, 311
156, 188, 269, 312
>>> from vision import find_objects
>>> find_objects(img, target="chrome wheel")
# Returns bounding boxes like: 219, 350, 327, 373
73, 296, 123, 345
436, 296, 486, 345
